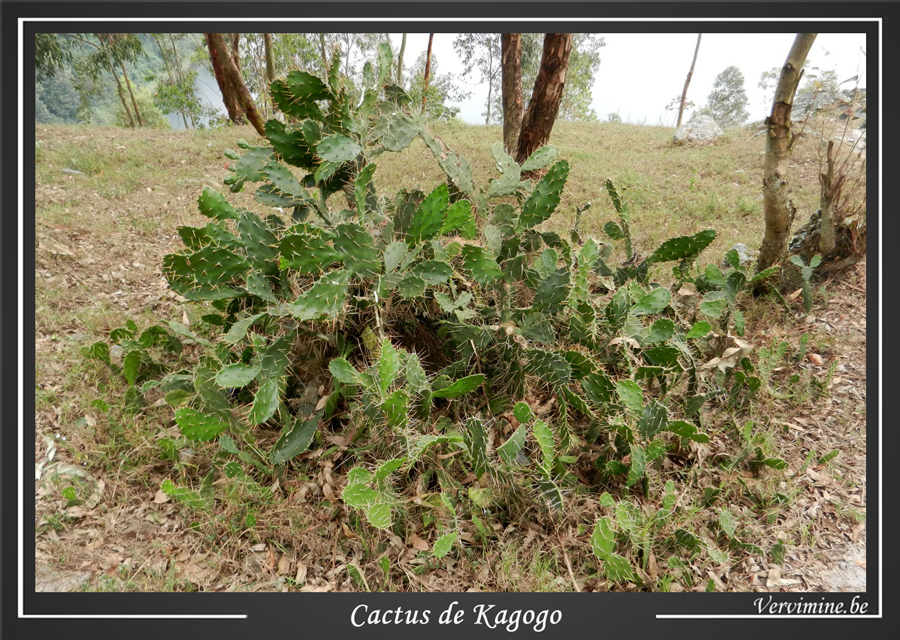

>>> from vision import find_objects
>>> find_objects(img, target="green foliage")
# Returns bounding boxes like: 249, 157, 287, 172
790, 254, 821, 314
84, 51, 803, 588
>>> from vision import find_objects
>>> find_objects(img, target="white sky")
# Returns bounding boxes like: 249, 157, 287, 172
388, 32, 867, 126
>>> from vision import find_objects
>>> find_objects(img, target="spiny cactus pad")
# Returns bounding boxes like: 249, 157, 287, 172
518, 160, 569, 230
174, 408, 229, 442
647, 229, 716, 263
288, 270, 351, 320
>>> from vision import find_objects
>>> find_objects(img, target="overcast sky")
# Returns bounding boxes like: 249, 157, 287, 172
387, 32, 867, 126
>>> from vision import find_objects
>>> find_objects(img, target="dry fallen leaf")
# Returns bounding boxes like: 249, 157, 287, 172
153, 489, 170, 504
294, 561, 307, 584
277, 554, 293, 576
409, 532, 429, 552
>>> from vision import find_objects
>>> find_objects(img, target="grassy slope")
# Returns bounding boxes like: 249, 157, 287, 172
33, 121, 866, 593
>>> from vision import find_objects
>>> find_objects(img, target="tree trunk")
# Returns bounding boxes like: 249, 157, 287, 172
205, 33, 266, 136
421, 34, 434, 113
205, 33, 245, 125
318, 34, 329, 73
397, 33, 407, 85
756, 33, 817, 273
514, 33, 573, 164
98, 37, 134, 128
119, 60, 144, 127
231, 33, 242, 75
676, 33, 702, 128
818, 140, 843, 255
264, 33, 276, 83
501, 33, 524, 155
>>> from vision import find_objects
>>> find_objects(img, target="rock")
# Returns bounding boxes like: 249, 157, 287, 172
674, 115, 724, 144
722, 243, 757, 269
35, 566, 92, 592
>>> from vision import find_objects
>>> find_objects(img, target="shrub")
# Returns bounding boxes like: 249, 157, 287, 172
88, 47, 782, 581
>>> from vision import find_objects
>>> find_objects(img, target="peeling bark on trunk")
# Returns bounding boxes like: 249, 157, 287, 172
676, 34, 701, 129
205, 33, 266, 136
514, 33, 573, 164
756, 33, 817, 273
422, 34, 434, 113
205, 33, 245, 125
501, 33, 524, 155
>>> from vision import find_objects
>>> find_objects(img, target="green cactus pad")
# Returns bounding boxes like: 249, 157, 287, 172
439, 200, 477, 240
380, 112, 420, 152
198, 187, 239, 221
288, 270, 351, 320
527, 349, 572, 387
647, 229, 716, 263
317, 133, 363, 164
263, 162, 304, 197
237, 211, 279, 272
616, 380, 644, 415
519, 160, 569, 230
397, 274, 426, 298
497, 424, 527, 466
461, 245, 502, 284
269, 409, 323, 464
383, 241, 408, 273
248, 378, 280, 426
265, 120, 317, 168
520, 145, 559, 172
334, 223, 379, 276
638, 400, 669, 439
431, 374, 485, 398
532, 269, 571, 314
215, 362, 262, 388
174, 408, 229, 442
382, 390, 409, 429
407, 184, 449, 244
411, 260, 453, 285
631, 288, 671, 316
280, 234, 340, 273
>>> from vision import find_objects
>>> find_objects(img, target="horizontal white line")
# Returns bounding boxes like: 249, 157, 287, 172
21, 615, 248, 619
19, 17, 880, 22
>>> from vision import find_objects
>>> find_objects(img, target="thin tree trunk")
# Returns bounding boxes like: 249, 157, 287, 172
818, 140, 843, 255
514, 33, 573, 164
318, 34, 329, 73
421, 34, 434, 114
264, 33, 276, 82
397, 33, 407, 85
98, 38, 134, 128
501, 33, 524, 155
205, 33, 245, 124
119, 60, 144, 127
676, 33, 702, 128
484, 44, 494, 126
756, 33, 818, 273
